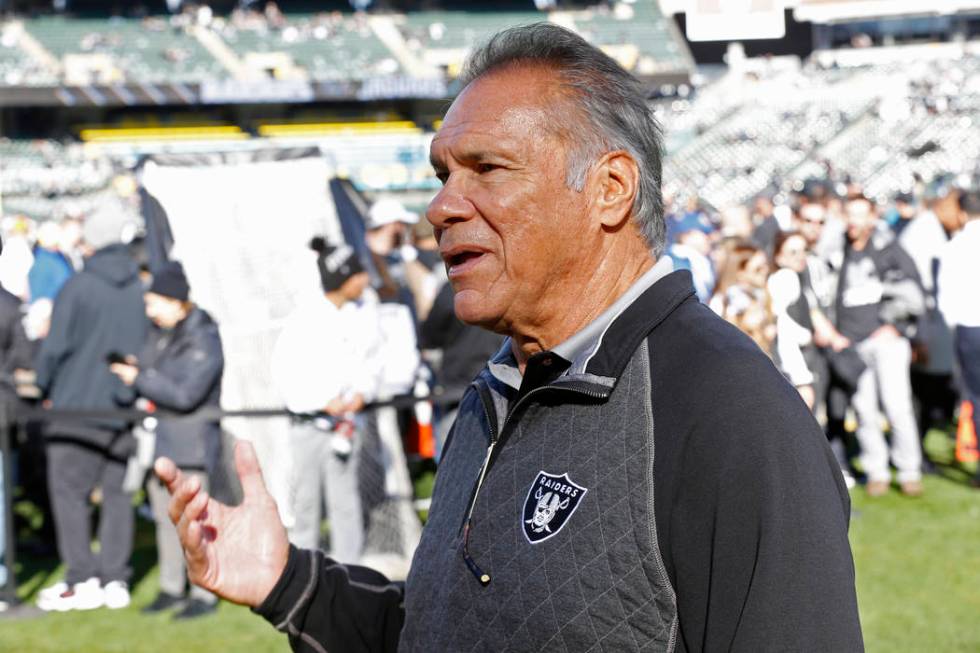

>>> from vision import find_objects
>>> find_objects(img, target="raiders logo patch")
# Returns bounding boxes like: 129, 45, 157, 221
522, 471, 588, 544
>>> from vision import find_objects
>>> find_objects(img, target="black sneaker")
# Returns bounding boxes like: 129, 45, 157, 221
172, 598, 218, 620
141, 592, 184, 614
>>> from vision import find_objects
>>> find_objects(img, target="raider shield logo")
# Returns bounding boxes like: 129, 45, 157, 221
522, 471, 588, 544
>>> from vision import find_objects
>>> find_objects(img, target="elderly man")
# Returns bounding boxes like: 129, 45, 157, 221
157, 24, 863, 652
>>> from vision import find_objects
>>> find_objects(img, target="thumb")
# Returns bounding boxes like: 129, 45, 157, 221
234, 439, 270, 501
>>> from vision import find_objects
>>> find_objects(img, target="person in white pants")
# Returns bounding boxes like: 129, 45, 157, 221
272, 238, 378, 563
834, 196, 926, 497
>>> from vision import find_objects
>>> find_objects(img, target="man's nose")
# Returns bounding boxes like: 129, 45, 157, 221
426, 175, 476, 233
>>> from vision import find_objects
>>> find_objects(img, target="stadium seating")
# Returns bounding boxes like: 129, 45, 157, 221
216, 14, 400, 81
26, 16, 224, 83
0, 139, 114, 218
397, 1, 689, 76
399, 9, 542, 54
571, 0, 688, 74
0, 22, 58, 86
662, 51, 980, 207
3, 2, 692, 85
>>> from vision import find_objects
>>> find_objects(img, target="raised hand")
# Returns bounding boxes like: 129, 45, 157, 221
154, 439, 290, 608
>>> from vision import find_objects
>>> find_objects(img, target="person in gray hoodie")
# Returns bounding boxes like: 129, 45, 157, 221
34, 204, 147, 612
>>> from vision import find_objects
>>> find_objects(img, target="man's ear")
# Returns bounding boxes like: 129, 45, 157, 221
592, 150, 639, 230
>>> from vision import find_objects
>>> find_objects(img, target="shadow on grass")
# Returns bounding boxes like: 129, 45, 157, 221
923, 426, 977, 486
16, 512, 161, 603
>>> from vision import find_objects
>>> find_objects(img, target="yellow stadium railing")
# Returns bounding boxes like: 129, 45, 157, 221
257, 121, 421, 137
79, 126, 249, 143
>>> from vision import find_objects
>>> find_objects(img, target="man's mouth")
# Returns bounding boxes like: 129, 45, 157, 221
442, 247, 487, 277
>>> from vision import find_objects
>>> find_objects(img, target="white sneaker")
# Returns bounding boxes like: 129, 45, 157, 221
37, 581, 69, 604
37, 577, 104, 612
103, 581, 131, 609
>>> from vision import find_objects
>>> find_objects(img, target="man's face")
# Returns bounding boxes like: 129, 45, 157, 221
366, 222, 404, 256
844, 198, 877, 242
738, 251, 770, 289
145, 292, 186, 330
795, 203, 825, 248
340, 272, 370, 302
775, 234, 808, 274
933, 192, 963, 234
426, 65, 595, 331
754, 197, 774, 218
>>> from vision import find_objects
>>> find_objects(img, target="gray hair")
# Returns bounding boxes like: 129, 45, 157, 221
460, 23, 666, 255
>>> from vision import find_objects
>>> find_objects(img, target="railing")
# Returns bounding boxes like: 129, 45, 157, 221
0, 387, 466, 609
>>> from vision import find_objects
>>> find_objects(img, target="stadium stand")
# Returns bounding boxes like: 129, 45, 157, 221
0, 139, 114, 218
0, 22, 58, 86
662, 63, 878, 207
571, 0, 689, 75
396, 1, 690, 77
2, 2, 693, 86
2, 4, 978, 212
660, 46, 980, 207
25, 15, 225, 84
398, 8, 543, 73
4, 43, 980, 212
215, 12, 401, 81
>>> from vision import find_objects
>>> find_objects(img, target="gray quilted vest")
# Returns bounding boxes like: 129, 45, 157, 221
400, 341, 678, 652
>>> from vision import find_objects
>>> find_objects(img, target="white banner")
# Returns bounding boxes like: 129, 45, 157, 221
141, 155, 342, 524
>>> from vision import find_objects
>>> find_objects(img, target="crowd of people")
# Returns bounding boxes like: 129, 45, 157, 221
0, 191, 501, 617
665, 173, 980, 496
0, 160, 977, 620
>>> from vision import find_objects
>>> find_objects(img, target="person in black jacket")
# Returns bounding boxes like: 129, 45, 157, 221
420, 281, 504, 457
109, 261, 223, 620
0, 277, 33, 606
35, 208, 147, 612
156, 24, 863, 652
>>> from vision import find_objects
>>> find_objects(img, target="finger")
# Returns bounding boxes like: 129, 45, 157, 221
175, 486, 208, 550
184, 487, 210, 523
154, 457, 181, 492
183, 520, 209, 582
168, 474, 201, 526
234, 439, 270, 501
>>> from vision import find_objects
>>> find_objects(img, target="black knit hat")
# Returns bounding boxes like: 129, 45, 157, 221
149, 261, 190, 302
310, 237, 365, 292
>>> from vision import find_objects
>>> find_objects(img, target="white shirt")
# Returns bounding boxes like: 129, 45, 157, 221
899, 211, 948, 294
0, 235, 34, 300
938, 220, 980, 328
359, 291, 421, 399
767, 268, 814, 387
271, 295, 382, 413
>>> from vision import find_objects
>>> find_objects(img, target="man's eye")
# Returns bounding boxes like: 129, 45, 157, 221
476, 163, 500, 174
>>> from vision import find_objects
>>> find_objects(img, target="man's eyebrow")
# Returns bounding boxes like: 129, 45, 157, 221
430, 149, 514, 171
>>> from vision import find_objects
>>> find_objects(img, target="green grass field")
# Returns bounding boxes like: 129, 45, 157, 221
2, 429, 978, 652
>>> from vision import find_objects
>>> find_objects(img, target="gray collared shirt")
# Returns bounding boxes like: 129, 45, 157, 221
487, 256, 675, 391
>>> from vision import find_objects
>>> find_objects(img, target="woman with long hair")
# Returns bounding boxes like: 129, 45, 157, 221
709, 240, 776, 356
768, 231, 818, 409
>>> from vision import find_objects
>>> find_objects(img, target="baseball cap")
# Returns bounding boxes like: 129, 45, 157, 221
310, 237, 365, 292
366, 198, 419, 230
